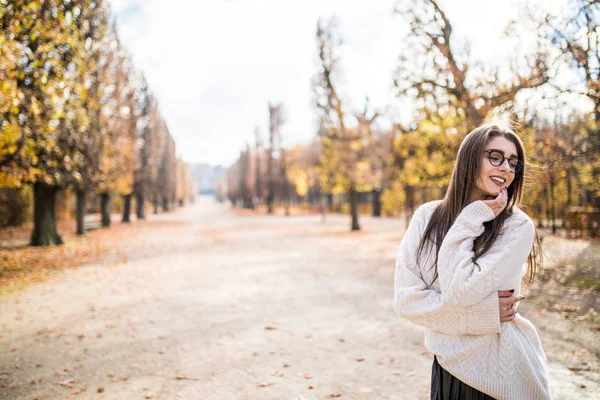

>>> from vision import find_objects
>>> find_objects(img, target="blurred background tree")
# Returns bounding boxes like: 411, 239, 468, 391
224, 0, 599, 236
0, 0, 193, 246
1, 0, 598, 239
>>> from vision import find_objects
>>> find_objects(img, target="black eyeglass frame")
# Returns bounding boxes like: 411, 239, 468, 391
483, 150, 523, 173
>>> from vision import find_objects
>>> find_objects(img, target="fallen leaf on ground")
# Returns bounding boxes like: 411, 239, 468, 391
70, 385, 87, 396
54, 379, 75, 388
175, 374, 198, 380
257, 381, 275, 387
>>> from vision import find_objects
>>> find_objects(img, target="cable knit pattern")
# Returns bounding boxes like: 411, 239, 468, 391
394, 200, 551, 400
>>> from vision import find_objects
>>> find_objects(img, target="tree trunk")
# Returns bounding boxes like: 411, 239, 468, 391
2, 188, 29, 226
543, 186, 550, 229
122, 193, 132, 223
320, 192, 328, 223
349, 186, 360, 231
162, 197, 169, 212
136, 189, 145, 220
100, 192, 111, 227
550, 178, 557, 234
593, 167, 600, 208
566, 168, 573, 209
30, 182, 63, 246
76, 190, 86, 235
371, 189, 381, 217
283, 182, 290, 216
563, 167, 573, 228
267, 193, 274, 214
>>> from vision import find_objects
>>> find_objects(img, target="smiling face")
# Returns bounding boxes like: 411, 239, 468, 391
470, 136, 518, 202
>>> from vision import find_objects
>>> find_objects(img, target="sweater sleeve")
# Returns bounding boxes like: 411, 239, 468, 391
394, 202, 502, 335
437, 200, 535, 308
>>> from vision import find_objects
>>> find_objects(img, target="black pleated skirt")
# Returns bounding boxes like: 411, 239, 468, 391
431, 356, 495, 400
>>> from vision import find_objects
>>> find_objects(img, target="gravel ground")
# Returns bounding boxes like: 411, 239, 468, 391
0, 196, 598, 399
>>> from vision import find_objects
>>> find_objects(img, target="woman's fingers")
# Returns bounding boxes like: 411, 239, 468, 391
483, 188, 509, 217
502, 310, 517, 322
513, 295, 526, 304
500, 308, 517, 322
499, 294, 525, 322
500, 295, 525, 308
498, 188, 508, 211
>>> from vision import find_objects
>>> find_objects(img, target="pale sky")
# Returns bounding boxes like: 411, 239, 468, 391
108, 0, 570, 166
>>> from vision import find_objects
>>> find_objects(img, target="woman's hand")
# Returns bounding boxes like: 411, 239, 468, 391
498, 290, 525, 322
483, 187, 508, 217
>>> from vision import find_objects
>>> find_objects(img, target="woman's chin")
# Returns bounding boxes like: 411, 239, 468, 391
485, 187, 502, 197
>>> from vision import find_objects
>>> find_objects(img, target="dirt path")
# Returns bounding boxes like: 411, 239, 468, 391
0, 197, 598, 399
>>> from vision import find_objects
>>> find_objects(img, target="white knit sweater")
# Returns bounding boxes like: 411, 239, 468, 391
394, 200, 551, 400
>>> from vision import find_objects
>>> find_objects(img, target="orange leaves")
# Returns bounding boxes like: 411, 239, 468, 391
296, 372, 313, 380
55, 378, 75, 388
270, 370, 284, 378
0, 216, 150, 292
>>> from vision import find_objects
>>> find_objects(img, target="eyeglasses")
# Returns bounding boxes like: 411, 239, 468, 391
484, 150, 523, 173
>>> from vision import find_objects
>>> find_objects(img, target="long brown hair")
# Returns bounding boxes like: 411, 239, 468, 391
415, 124, 542, 287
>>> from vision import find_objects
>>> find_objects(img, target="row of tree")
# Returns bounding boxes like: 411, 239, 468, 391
226, 0, 600, 232
227, 104, 292, 213
0, 0, 193, 245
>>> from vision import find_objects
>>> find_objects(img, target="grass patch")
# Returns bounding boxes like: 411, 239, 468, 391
565, 276, 600, 291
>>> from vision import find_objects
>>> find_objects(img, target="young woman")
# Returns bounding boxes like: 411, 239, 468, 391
394, 124, 550, 400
